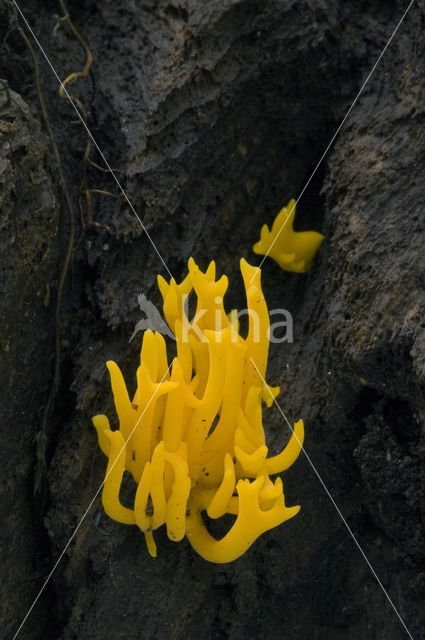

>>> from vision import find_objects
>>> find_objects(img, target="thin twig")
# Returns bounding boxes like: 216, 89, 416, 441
16, 23, 76, 493
57, 0, 92, 113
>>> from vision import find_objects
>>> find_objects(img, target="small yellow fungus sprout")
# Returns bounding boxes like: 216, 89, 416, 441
92, 258, 304, 563
253, 199, 324, 272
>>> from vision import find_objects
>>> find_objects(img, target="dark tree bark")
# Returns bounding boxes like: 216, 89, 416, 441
1, 1, 424, 638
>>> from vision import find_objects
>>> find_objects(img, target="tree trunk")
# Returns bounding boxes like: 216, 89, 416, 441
1, 1, 424, 638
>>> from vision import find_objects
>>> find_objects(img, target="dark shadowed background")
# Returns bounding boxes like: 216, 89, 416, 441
1, 0, 424, 638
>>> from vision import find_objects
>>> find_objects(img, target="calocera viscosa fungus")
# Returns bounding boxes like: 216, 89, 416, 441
92, 258, 304, 563
253, 199, 324, 272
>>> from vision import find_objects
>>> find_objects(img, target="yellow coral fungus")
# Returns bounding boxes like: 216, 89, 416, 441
92, 258, 304, 563
253, 199, 324, 272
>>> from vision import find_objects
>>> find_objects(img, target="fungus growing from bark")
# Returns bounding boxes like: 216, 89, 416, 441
253, 199, 324, 272
93, 258, 304, 562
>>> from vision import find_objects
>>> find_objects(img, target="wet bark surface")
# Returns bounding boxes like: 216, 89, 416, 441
1, 0, 424, 638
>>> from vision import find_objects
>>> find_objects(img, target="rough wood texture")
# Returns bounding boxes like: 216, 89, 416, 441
1, 1, 424, 638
